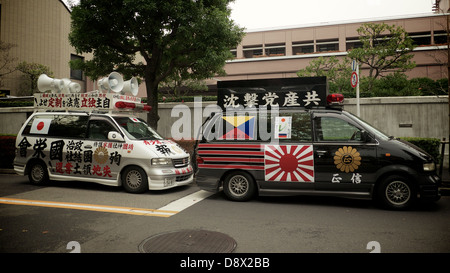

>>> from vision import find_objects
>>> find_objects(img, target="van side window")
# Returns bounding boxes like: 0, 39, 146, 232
88, 119, 117, 140
290, 112, 312, 141
315, 116, 362, 141
23, 115, 89, 138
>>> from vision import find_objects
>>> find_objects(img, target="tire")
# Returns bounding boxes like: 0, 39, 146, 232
28, 161, 49, 185
377, 175, 416, 210
223, 171, 256, 201
122, 166, 148, 193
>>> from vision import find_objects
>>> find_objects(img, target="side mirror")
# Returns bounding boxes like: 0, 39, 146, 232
108, 131, 125, 142
360, 130, 371, 142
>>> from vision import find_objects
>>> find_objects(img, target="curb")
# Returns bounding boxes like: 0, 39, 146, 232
0, 168, 16, 174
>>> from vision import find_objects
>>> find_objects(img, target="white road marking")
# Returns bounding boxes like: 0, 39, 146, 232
157, 190, 214, 212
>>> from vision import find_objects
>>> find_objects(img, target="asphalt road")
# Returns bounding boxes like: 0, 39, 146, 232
1, 173, 449, 256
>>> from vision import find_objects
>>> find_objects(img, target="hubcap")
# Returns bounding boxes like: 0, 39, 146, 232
126, 170, 142, 189
386, 181, 410, 205
229, 175, 248, 196
31, 165, 44, 182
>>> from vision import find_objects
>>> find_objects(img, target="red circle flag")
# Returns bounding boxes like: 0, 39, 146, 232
37, 122, 45, 131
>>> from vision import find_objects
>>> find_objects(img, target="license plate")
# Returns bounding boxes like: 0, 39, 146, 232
164, 178, 175, 187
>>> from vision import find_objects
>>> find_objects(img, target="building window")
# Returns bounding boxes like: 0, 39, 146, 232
243, 45, 264, 58
265, 43, 285, 56
293, 41, 314, 54
230, 49, 237, 59
70, 54, 84, 81
346, 37, 363, 51
433, 30, 447, 45
317, 39, 339, 52
410, 32, 431, 46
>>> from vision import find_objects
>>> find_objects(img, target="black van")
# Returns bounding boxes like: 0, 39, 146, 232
194, 77, 441, 210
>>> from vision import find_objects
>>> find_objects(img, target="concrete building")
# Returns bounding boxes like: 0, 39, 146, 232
218, 12, 449, 82
0, 0, 88, 96
0, 0, 448, 96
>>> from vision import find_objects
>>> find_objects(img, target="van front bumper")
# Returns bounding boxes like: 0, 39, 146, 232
148, 173, 194, 190
418, 173, 441, 202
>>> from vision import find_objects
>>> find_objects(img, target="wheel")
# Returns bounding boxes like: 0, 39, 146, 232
223, 171, 256, 201
377, 175, 416, 210
122, 166, 148, 193
28, 161, 49, 185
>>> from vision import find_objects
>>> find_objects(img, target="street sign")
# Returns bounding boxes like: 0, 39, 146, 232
351, 71, 358, 88
351, 60, 357, 71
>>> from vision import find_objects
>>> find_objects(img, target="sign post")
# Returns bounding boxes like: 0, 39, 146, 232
351, 60, 360, 117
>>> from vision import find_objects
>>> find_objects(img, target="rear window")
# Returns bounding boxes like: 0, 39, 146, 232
23, 114, 89, 139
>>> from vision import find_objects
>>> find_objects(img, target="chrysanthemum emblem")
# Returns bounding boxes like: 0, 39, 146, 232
94, 146, 109, 164
334, 146, 361, 173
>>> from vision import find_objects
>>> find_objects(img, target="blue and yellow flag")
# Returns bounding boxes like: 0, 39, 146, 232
220, 116, 256, 140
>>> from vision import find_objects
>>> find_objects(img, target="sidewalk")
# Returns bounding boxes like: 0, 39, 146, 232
439, 168, 450, 196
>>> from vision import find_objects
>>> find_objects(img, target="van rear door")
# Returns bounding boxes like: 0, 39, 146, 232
312, 112, 378, 195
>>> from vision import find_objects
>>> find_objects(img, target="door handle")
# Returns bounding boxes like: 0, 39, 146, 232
316, 150, 327, 158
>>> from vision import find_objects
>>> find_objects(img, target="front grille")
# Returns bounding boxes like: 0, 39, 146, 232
176, 174, 192, 182
173, 157, 189, 168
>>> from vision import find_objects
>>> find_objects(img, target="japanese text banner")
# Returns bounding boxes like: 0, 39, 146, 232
217, 77, 328, 109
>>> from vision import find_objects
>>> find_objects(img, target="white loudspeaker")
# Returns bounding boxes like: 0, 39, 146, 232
68, 82, 81, 93
37, 74, 64, 93
97, 72, 124, 93
122, 77, 139, 96
62, 79, 81, 93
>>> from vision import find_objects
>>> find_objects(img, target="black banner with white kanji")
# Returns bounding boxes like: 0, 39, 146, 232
217, 77, 328, 110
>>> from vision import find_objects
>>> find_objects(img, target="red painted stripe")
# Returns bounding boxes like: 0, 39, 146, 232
198, 164, 264, 170
198, 143, 262, 149
198, 150, 264, 156
203, 157, 264, 163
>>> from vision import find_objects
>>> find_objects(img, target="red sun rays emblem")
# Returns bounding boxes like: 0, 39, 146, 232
264, 145, 314, 182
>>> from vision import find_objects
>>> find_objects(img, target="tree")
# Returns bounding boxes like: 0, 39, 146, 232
296, 56, 352, 93
159, 68, 209, 100
69, 0, 244, 128
16, 61, 53, 95
0, 41, 18, 88
348, 22, 416, 92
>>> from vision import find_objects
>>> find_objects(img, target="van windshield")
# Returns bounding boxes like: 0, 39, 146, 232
113, 117, 163, 140
347, 112, 390, 141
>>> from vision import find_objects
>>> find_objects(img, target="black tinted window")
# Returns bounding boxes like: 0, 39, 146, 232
23, 114, 88, 138
88, 119, 118, 140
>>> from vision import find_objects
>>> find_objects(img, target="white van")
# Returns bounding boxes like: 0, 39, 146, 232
14, 92, 193, 193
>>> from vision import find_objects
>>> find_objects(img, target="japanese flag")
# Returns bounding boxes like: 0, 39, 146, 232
30, 118, 51, 134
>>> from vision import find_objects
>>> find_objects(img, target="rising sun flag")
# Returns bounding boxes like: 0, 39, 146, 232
264, 145, 314, 182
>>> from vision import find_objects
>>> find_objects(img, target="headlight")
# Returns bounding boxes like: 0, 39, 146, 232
151, 158, 172, 165
423, 162, 435, 171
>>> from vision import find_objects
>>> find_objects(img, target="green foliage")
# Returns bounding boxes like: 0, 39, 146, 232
297, 22, 445, 98
347, 22, 416, 92
69, 0, 244, 128
297, 56, 352, 93
0, 135, 16, 168
0, 100, 33, 107
400, 137, 441, 162
16, 61, 53, 95
338, 76, 448, 98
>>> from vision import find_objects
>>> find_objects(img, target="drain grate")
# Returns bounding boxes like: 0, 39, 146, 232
139, 229, 237, 253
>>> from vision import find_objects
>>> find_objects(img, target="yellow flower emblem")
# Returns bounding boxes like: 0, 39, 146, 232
334, 146, 361, 173
94, 146, 108, 164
